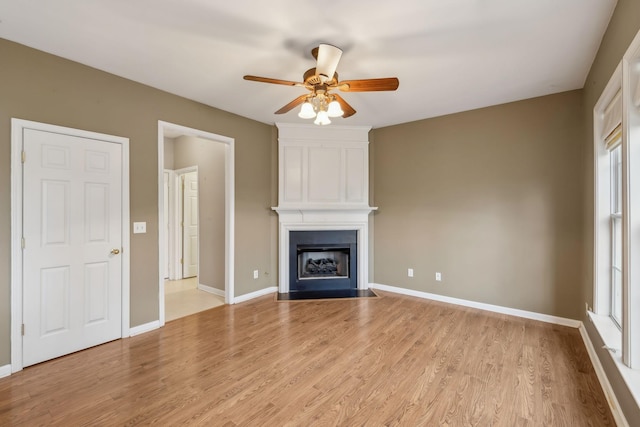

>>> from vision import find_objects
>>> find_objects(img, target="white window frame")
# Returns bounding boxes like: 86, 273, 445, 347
594, 63, 621, 327
610, 144, 623, 328
592, 28, 640, 406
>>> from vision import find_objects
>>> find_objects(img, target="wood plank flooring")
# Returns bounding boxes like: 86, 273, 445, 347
0, 291, 615, 425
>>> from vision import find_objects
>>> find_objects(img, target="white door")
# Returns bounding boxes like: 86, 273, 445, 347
22, 128, 122, 367
163, 171, 170, 279
182, 171, 198, 278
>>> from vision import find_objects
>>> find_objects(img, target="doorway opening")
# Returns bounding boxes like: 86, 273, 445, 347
158, 121, 235, 326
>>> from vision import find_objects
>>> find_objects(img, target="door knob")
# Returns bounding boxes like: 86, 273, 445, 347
111, 248, 120, 255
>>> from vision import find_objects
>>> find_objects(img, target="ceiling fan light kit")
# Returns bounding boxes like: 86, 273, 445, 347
297, 93, 345, 124
327, 100, 344, 117
314, 110, 331, 126
298, 101, 316, 119
244, 43, 399, 125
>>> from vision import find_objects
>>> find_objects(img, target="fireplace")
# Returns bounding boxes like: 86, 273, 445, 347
273, 123, 375, 294
289, 230, 357, 292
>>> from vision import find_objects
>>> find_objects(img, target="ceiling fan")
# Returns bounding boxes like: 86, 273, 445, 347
243, 44, 399, 125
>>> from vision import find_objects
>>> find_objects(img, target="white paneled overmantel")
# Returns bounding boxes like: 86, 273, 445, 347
276, 123, 372, 209
273, 123, 377, 293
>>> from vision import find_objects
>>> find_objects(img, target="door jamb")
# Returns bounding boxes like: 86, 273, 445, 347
10, 118, 131, 373
163, 170, 175, 280
157, 121, 235, 328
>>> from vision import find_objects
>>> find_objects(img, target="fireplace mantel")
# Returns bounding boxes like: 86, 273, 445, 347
273, 123, 376, 293
273, 206, 377, 222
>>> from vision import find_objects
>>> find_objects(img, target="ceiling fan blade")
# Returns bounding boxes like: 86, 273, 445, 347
332, 94, 357, 118
338, 77, 399, 92
315, 44, 342, 83
243, 75, 303, 87
274, 94, 309, 114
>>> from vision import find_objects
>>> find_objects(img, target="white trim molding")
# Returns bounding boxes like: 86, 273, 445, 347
580, 323, 630, 427
0, 364, 11, 379
234, 287, 278, 304
370, 283, 581, 328
621, 25, 640, 370
129, 321, 161, 337
198, 283, 225, 297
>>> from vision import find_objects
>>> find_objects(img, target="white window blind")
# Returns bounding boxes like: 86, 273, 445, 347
602, 89, 622, 142
605, 124, 622, 151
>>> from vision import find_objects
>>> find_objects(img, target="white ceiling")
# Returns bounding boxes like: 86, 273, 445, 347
0, 0, 617, 129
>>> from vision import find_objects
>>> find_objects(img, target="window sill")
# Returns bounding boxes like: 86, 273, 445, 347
588, 311, 640, 410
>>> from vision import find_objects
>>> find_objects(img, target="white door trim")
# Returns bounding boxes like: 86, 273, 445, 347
157, 121, 235, 328
10, 118, 130, 373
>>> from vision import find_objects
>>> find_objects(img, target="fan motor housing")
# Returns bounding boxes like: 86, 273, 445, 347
303, 68, 338, 87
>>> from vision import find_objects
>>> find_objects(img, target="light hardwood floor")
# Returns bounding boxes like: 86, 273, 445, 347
0, 291, 615, 425
164, 277, 224, 322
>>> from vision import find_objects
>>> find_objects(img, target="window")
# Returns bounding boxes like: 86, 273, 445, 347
609, 140, 622, 327
593, 29, 640, 385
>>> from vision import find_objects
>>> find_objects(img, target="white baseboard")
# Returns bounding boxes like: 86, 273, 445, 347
0, 364, 11, 379
233, 286, 277, 304
369, 283, 581, 328
579, 323, 629, 427
198, 283, 225, 297
129, 320, 160, 337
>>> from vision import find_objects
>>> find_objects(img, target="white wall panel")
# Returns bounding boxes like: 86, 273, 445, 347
345, 148, 365, 203
283, 146, 303, 202
308, 147, 341, 202
276, 124, 371, 208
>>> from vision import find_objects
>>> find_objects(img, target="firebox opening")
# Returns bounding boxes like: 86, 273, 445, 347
298, 246, 350, 280
289, 230, 357, 292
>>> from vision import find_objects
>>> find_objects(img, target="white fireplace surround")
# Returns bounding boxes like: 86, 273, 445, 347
273, 123, 376, 293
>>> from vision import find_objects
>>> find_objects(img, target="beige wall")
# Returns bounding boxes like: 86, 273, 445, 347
372, 90, 584, 319
0, 39, 277, 366
164, 137, 175, 169
581, 0, 640, 422
173, 136, 226, 291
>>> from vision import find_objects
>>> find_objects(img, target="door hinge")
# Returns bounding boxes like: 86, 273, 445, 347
21, 237, 25, 249
21, 150, 26, 163
180, 258, 183, 264
21, 324, 25, 336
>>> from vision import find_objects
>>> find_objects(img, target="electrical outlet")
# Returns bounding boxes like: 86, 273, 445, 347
408, 268, 414, 277
253, 270, 259, 279
133, 222, 146, 234
435, 272, 442, 281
